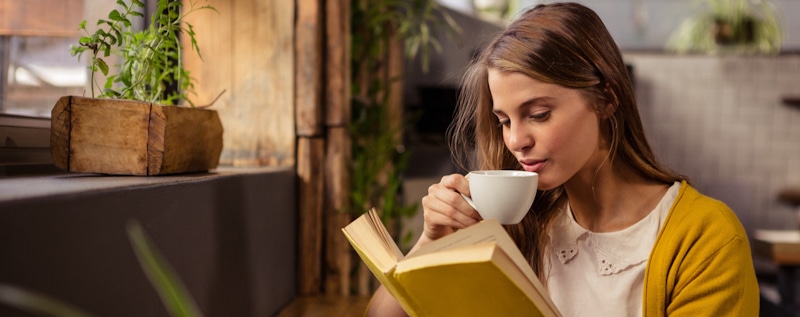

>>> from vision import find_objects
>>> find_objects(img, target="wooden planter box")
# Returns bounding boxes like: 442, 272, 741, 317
50, 96, 223, 176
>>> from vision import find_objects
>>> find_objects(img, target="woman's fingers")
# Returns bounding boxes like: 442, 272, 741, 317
419, 175, 483, 241
422, 193, 479, 229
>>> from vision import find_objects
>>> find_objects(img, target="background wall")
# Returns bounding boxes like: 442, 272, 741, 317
627, 53, 800, 232
439, 0, 800, 51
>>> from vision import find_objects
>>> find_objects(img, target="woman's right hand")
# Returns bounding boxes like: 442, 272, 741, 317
418, 173, 483, 244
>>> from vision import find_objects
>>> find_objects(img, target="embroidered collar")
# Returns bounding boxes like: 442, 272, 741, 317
549, 183, 680, 276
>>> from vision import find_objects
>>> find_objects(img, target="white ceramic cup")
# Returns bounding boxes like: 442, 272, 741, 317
461, 170, 538, 225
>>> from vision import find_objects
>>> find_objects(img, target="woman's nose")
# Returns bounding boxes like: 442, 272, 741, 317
506, 123, 533, 152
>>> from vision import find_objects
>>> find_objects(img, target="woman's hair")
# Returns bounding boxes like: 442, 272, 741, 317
447, 2, 685, 280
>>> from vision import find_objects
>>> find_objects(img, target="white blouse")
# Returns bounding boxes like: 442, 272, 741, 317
545, 182, 680, 317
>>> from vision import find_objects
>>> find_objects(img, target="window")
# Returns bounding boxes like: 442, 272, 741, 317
0, 0, 86, 117
0, 1, 159, 174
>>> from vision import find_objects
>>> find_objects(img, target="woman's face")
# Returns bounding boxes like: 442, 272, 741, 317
487, 68, 608, 190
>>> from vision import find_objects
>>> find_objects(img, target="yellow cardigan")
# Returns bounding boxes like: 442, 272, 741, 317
643, 181, 759, 316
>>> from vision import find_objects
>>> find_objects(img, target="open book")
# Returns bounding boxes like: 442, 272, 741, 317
342, 209, 561, 317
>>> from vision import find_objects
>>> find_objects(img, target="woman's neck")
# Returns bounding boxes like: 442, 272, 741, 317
563, 162, 670, 233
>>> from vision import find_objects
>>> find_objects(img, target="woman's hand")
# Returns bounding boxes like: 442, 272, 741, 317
419, 173, 483, 243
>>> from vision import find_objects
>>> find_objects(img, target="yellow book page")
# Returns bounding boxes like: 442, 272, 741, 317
342, 209, 421, 315
395, 242, 558, 317
342, 209, 404, 272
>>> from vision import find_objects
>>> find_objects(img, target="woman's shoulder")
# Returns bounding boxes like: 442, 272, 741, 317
662, 181, 748, 241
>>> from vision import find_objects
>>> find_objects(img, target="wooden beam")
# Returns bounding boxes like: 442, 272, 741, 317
298, 136, 326, 295
296, 0, 324, 137
325, 0, 350, 127
324, 126, 352, 295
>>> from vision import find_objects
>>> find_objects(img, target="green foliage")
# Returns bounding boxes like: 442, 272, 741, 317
127, 220, 202, 317
0, 285, 94, 317
349, 95, 418, 225
69, 0, 217, 106
666, 0, 783, 54
351, 0, 461, 74
349, 0, 460, 230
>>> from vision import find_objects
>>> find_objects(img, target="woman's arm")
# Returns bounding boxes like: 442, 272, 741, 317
365, 285, 408, 317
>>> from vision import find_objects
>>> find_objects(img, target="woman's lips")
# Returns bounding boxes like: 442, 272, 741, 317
520, 159, 546, 173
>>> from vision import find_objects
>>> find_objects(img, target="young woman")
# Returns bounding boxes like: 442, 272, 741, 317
367, 3, 759, 316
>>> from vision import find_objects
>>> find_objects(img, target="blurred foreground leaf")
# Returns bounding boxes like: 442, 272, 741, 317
0, 284, 95, 317
126, 220, 202, 317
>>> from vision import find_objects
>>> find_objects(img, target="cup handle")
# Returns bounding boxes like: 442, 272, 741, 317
460, 193, 477, 210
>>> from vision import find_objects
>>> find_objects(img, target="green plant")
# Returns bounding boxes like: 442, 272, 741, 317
666, 0, 783, 54
0, 220, 201, 317
69, 0, 216, 106
349, 0, 461, 244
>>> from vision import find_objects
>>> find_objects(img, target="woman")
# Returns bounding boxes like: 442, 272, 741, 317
368, 3, 759, 316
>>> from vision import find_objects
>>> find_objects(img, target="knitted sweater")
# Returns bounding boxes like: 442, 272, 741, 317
643, 181, 759, 316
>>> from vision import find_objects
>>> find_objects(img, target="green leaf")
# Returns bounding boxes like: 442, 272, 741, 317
0, 284, 95, 317
104, 75, 115, 89
114, 29, 123, 46
96, 58, 109, 76
102, 87, 121, 98
109, 9, 123, 21
127, 220, 203, 317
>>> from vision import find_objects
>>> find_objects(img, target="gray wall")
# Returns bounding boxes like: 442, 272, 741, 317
439, 0, 800, 51
0, 168, 296, 317
627, 53, 800, 232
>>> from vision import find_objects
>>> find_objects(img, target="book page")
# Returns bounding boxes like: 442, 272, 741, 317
342, 209, 404, 272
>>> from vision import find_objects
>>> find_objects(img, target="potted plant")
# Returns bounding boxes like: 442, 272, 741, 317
50, 0, 222, 176
666, 0, 783, 55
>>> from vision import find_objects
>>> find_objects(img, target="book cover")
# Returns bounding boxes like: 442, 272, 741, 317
342, 209, 562, 317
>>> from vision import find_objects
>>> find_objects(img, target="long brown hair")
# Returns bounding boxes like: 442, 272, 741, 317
447, 3, 684, 280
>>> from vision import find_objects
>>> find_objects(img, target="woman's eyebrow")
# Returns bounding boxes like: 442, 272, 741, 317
492, 96, 552, 114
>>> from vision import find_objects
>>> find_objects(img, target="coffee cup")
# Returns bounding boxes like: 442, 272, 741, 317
460, 170, 538, 225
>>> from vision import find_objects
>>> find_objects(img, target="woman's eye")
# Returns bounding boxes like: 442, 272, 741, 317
496, 118, 510, 128
530, 111, 550, 121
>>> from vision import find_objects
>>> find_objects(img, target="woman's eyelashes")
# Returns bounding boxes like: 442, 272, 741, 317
495, 111, 551, 128
497, 118, 510, 128
530, 110, 550, 121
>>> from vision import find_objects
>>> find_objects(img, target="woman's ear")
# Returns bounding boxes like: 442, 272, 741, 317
600, 84, 619, 119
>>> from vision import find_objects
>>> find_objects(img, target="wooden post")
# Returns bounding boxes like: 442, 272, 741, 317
296, 0, 324, 138
297, 137, 325, 296
296, 0, 325, 296
324, 0, 353, 296
324, 127, 352, 296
